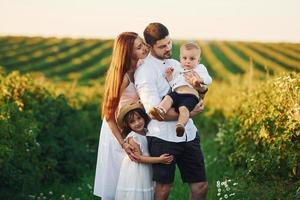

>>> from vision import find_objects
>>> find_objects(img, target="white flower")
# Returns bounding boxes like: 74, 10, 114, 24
224, 194, 228, 199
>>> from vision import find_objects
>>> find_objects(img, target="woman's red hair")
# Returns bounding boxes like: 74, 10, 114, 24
101, 32, 138, 120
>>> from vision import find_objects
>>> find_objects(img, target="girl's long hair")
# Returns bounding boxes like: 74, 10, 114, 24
101, 32, 138, 120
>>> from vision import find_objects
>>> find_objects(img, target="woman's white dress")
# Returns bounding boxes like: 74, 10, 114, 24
93, 75, 139, 200
115, 131, 154, 200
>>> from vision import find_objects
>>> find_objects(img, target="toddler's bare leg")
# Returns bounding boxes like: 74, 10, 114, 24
149, 95, 174, 121
159, 95, 173, 113
176, 106, 190, 137
178, 106, 190, 126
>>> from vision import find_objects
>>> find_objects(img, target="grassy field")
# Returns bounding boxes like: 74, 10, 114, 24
0, 36, 299, 199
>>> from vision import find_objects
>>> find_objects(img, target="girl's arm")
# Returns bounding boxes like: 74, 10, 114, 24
128, 137, 173, 164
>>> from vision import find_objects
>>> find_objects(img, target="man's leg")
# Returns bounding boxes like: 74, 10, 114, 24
177, 133, 207, 199
147, 137, 179, 200
154, 182, 172, 200
189, 181, 208, 200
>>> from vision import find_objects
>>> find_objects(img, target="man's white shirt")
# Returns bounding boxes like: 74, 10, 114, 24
134, 54, 198, 142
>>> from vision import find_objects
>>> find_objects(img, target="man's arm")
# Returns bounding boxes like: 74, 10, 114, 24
134, 66, 162, 111
190, 99, 205, 117
135, 65, 179, 121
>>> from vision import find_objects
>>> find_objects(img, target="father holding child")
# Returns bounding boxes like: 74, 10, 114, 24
134, 22, 209, 200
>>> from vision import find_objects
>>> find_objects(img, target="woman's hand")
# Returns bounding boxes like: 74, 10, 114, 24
122, 142, 140, 162
159, 153, 174, 164
190, 99, 205, 117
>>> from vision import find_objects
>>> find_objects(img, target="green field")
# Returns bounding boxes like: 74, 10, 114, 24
0, 36, 299, 200
1, 36, 299, 83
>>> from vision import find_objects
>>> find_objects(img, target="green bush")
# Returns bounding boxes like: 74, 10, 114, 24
216, 72, 300, 179
0, 71, 99, 195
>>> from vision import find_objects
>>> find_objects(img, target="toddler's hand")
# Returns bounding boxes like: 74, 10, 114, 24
159, 153, 174, 164
165, 67, 174, 81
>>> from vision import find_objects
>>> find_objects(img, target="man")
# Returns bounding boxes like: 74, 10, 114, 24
134, 22, 208, 200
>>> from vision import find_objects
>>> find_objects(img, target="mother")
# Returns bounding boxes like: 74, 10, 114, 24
93, 32, 149, 200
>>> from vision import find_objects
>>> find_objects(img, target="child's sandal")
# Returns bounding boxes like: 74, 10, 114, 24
176, 123, 185, 137
149, 107, 166, 121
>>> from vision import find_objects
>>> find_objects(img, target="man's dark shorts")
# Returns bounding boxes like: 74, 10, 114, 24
168, 92, 199, 112
147, 133, 206, 184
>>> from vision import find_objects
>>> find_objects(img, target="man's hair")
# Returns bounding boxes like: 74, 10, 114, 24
143, 22, 169, 46
180, 42, 201, 55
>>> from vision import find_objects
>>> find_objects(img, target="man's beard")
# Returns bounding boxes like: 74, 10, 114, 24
155, 51, 172, 60
164, 51, 172, 59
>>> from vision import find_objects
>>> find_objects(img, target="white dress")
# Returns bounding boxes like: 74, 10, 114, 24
115, 131, 154, 200
93, 74, 139, 200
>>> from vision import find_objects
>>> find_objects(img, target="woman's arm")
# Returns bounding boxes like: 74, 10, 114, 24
128, 137, 173, 164
106, 118, 126, 148
105, 75, 138, 161
106, 118, 138, 161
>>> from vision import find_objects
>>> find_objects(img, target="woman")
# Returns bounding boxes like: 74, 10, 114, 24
93, 32, 149, 200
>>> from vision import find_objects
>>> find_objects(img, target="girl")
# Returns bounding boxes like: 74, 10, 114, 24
93, 32, 149, 200
115, 101, 173, 200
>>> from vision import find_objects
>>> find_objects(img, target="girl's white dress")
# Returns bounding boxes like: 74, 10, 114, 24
115, 131, 154, 200
93, 74, 139, 200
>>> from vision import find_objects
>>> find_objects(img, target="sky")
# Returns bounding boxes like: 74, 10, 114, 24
1, 0, 300, 42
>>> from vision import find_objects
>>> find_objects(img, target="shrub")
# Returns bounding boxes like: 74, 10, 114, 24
216, 72, 300, 179
0, 71, 99, 194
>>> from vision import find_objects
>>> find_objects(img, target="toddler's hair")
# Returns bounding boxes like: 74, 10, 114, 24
122, 108, 150, 137
180, 42, 201, 55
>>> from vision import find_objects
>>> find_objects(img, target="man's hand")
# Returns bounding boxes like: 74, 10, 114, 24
190, 99, 205, 117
